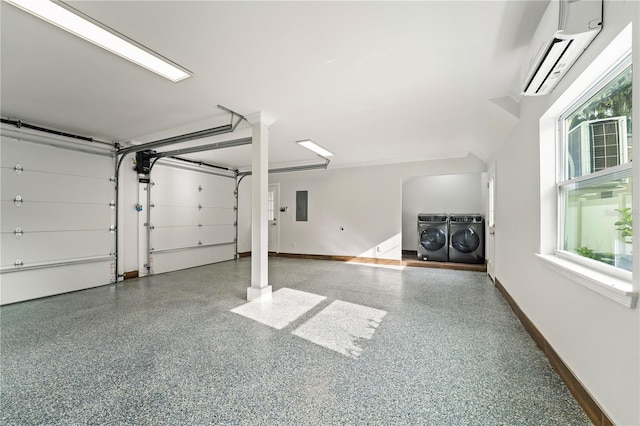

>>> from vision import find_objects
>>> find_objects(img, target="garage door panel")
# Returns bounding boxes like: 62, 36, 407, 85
152, 185, 200, 206
155, 170, 234, 188
153, 166, 233, 188
152, 205, 200, 227
1, 230, 113, 267
200, 225, 235, 244
1, 201, 112, 231
152, 226, 200, 250
1, 169, 112, 204
201, 175, 234, 192
151, 226, 235, 248
152, 166, 201, 185
200, 190, 235, 208
1, 137, 113, 178
151, 245, 234, 275
150, 189, 234, 209
200, 207, 235, 225
0, 261, 112, 305
1, 133, 115, 304
149, 164, 236, 274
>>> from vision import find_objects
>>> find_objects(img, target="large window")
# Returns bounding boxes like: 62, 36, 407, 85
538, 24, 635, 307
558, 59, 632, 274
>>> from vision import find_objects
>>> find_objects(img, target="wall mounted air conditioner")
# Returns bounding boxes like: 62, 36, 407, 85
522, 0, 602, 96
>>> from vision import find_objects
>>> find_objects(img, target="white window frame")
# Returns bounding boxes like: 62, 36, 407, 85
565, 116, 628, 178
537, 23, 638, 308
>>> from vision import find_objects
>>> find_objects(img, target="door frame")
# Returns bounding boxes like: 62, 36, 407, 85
268, 183, 280, 253
486, 163, 496, 281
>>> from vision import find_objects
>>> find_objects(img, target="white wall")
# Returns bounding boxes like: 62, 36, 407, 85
401, 173, 485, 251
238, 154, 486, 259
490, 1, 639, 424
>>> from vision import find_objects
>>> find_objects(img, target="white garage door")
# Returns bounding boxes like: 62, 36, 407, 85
1, 130, 116, 305
148, 162, 235, 275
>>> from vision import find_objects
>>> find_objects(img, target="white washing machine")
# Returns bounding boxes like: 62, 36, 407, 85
448, 214, 484, 264
417, 214, 449, 262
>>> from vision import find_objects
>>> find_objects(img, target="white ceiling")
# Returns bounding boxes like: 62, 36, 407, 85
0, 0, 549, 170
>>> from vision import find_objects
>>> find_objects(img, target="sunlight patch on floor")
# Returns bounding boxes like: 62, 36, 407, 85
231, 288, 387, 359
230, 288, 326, 330
292, 300, 387, 359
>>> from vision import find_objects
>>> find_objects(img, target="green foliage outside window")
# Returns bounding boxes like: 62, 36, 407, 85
615, 207, 633, 244
562, 62, 633, 272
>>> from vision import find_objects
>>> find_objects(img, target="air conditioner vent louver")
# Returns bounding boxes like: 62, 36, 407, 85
521, 0, 602, 96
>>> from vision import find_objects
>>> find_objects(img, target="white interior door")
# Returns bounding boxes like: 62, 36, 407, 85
268, 184, 279, 253
486, 163, 496, 281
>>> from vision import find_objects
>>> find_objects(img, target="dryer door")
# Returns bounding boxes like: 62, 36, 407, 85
420, 227, 447, 252
450, 228, 480, 253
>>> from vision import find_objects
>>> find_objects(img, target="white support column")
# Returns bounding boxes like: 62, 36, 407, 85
246, 111, 276, 301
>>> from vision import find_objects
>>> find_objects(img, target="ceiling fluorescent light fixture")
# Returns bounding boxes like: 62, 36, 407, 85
4, 0, 191, 82
297, 140, 334, 158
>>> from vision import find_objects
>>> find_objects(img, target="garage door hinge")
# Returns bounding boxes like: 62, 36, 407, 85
14, 259, 23, 267
234, 206, 238, 211
110, 176, 117, 183
198, 223, 202, 228
109, 225, 116, 232
109, 201, 116, 208
198, 185, 203, 192
198, 204, 202, 210
14, 195, 23, 207
14, 227, 23, 238
14, 164, 23, 175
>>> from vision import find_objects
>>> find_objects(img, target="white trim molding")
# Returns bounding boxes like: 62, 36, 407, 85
537, 254, 637, 308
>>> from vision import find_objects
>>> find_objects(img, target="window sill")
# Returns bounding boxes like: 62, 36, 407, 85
536, 254, 637, 308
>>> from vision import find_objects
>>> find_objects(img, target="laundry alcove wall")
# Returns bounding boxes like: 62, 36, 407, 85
401, 172, 487, 252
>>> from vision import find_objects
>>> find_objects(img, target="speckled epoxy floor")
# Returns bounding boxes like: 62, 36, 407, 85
1, 258, 590, 425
